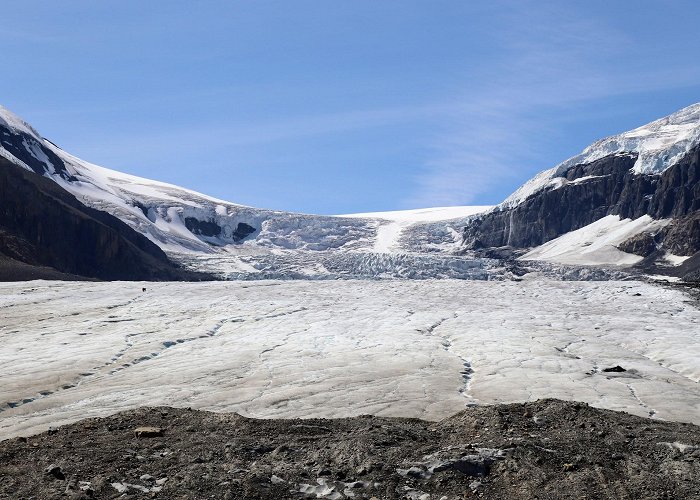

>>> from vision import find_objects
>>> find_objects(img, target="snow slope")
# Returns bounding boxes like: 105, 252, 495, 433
0, 104, 41, 138
502, 103, 700, 208
521, 215, 670, 266
341, 206, 492, 253
340, 206, 493, 222
1, 278, 699, 439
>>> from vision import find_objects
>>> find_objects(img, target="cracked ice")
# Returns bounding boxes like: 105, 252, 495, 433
1, 277, 699, 439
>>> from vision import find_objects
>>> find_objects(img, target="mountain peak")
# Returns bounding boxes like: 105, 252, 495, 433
503, 102, 700, 208
572, 101, 700, 176
0, 104, 42, 139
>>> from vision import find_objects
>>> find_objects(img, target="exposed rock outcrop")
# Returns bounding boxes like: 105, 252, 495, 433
462, 146, 700, 258
184, 217, 222, 237
0, 122, 72, 179
184, 217, 256, 242
0, 157, 210, 281
660, 212, 700, 256
617, 232, 659, 257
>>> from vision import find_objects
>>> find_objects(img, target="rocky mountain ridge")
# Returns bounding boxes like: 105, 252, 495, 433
1, 103, 699, 280
461, 104, 700, 280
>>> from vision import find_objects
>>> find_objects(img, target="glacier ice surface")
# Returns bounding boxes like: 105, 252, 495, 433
1, 277, 699, 439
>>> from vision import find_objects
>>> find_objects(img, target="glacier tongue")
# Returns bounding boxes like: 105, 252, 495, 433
2, 278, 699, 439
175, 249, 496, 281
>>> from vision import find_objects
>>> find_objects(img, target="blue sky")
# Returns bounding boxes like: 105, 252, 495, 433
2, 1, 700, 214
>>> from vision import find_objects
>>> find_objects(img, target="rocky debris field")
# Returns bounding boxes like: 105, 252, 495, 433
1, 399, 698, 499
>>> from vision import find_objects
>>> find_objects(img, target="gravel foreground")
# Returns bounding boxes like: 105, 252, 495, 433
1, 399, 699, 499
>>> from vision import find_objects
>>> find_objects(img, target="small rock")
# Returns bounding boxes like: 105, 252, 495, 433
252, 444, 275, 454
602, 366, 627, 373
45, 464, 65, 480
140, 474, 154, 481
451, 456, 490, 477
562, 463, 575, 472
64, 476, 78, 494
270, 475, 285, 484
346, 481, 367, 489
356, 465, 369, 475
271, 444, 291, 455
397, 466, 430, 479
110, 482, 128, 493
357, 462, 377, 475
533, 415, 547, 426
469, 480, 482, 492
134, 426, 164, 438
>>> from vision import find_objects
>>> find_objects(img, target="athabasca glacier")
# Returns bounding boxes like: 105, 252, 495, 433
1, 277, 699, 439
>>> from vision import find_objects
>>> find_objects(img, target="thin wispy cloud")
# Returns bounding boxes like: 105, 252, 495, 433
0, 27, 64, 44
406, 2, 700, 207
67, 104, 443, 164
3, 1, 699, 213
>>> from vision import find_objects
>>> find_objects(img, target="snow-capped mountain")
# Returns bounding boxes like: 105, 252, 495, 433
0, 104, 493, 280
1, 102, 699, 281
502, 103, 700, 208
463, 103, 700, 279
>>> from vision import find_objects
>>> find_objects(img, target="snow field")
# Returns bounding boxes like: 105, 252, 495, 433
521, 215, 669, 266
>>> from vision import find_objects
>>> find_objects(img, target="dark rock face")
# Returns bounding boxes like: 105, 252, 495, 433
617, 232, 659, 257
0, 130, 72, 179
463, 146, 700, 254
0, 253, 91, 281
463, 154, 640, 249
680, 256, 700, 281
131, 200, 152, 220
1, 400, 699, 499
232, 222, 256, 240
661, 212, 700, 256
185, 217, 222, 237
184, 218, 256, 242
0, 157, 209, 281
